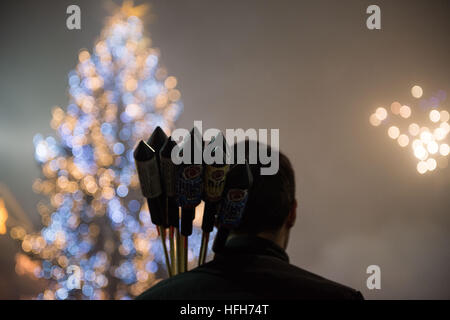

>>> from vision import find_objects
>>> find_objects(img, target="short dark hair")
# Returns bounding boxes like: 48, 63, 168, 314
231, 140, 296, 234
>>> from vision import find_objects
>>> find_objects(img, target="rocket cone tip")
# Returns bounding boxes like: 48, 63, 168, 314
134, 140, 155, 161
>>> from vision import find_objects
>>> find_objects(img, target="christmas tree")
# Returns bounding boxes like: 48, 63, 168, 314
9, 1, 186, 299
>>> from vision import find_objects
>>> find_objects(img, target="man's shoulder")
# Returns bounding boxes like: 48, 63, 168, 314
231, 252, 363, 299
136, 267, 223, 300
279, 262, 364, 300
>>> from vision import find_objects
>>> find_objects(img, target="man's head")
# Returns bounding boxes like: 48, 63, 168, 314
228, 140, 297, 249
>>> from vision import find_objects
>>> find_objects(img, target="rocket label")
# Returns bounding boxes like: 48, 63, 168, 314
205, 165, 229, 202
220, 188, 249, 227
177, 164, 203, 207
182, 165, 202, 180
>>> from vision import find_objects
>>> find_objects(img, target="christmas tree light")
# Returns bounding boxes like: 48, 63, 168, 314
8, 2, 190, 299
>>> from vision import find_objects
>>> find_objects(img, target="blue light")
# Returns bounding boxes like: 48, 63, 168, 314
56, 288, 68, 300
33, 134, 43, 146
43, 228, 56, 243
111, 210, 124, 224
119, 127, 131, 140
85, 270, 96, 282
113, 142, 125, 155
46, 136, 56, 145
69, 75, 80, 87
35, 143, 48, 162
126, 149, 134, 162
101, 122, 113, 136
82, 284, 94, 297
122, 92, 135, 105
117, 184, 128, 197
145, 83, 160, 97
49, 160, 59, 171
128, 200, 140, 212
146, 55, 158, 68
79, 224, 89, 235
139, 210, 150, 224
120, 111, 132, 123
72, 146, 83, 157
73, 190, 83, 201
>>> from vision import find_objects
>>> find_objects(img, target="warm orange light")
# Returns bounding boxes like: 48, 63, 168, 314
0, 198, 8, 235
78, 50, 90, 63
427, 141, 439, 154
102, 187, 115, 200
388, 126, 400, 139
440, 110, 450, 123
408, 123, 420, 136
440, 144, 450, 156
440, 122, 450, 134
375, 107, 388, 121
414, 145, 428, 160
369, 114, 381, 126
193, 201, 205, 227
411, 85, 423, 99
420, 131, 433, 144
399, 105, 411, 118
119, 0, 149, 18
390, 102, 402, 115
417, 161, 428, 174
433, 128, 446, 141
155, 93, 169, 108
397, 134, 409, 147
429, 109, 441, 123
168, 89, 181, 102
125, 78, 138, 91
412, 139, 423, 149
164, 76, 177, 89
426, 158, 437, 171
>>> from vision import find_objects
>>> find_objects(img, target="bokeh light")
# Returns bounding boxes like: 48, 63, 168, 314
375, 107, 388, 121
388, 126, 400, 139
397, 134, 409, 148
390, 101, 402, 115
371, 87, 450, 175
0, 198, 8, 235
414, 145, 428, 161
399, 105, 411, 118
417, 161, 428, 174
433, 128, 446, 141
420, 131, 433, 144
426, 158, 437, 171
440, 110, 450, 123
411, 85, 423, 99
427, 141, 439, 154
408, 123, 420, 136
440, 143, 450, 156
429, 109, 440, 123
369, 113, 381, 126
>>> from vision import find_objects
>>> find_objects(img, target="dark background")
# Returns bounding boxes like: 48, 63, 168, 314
0, 0, 449, 299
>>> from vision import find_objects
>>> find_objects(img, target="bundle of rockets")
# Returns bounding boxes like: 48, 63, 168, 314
133, 126, 253, 276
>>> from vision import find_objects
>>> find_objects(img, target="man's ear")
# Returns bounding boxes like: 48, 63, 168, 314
286, 199, 297, 229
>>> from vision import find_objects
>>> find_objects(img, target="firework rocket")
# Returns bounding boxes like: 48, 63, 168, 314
198, 132, 230, 265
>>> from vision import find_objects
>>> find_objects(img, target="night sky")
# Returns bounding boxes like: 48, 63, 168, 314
0, 0, 449, 299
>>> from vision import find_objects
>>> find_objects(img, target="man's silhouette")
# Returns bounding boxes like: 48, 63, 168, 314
137, 141, 364, 300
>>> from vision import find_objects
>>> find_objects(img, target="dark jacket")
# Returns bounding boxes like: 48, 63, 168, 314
137, 235, 364, 300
